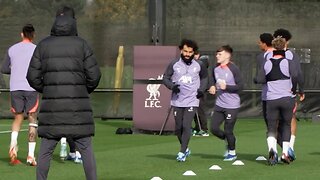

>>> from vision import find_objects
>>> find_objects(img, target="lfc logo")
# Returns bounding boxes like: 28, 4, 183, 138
145, 75, 163, 108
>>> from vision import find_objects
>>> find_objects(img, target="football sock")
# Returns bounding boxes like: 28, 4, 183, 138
282, 141, 290, 156
75, 151, 81, 158
28, 142, 36, 157
229, 150, 236, 155
289, 135, 295, 150
10, 131, 19, 148
267, 136, 277, 153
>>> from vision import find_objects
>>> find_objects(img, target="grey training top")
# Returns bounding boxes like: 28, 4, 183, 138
163, 58, 208, 107
212, 62, 243, 109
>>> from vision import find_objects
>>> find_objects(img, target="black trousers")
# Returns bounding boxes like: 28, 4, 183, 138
210, 105, 239, 151
193, 93, 208, 131
262, 100, 267, 127
173, 106, 197, 153
266, 97, 295, 142
37, 136, 97, 180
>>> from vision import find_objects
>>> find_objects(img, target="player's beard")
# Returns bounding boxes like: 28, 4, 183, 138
181, 54, 194, 65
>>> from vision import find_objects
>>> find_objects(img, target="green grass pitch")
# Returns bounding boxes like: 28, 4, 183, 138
0, 118, 320, 180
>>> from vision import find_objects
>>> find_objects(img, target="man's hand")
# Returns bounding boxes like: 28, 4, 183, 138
299, 93, 305, 102
172, 84, 180, 94
218, 79, 227, 90
208, 86, 216, 95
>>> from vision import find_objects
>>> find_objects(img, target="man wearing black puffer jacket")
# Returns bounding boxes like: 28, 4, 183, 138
27, 6, 101, 180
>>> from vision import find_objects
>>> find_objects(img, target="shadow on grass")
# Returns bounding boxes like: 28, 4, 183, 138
0, 152, 73, 165
237, 152, 269, 164
0, 157, 9, 164
0, 157, 14, 165
146, 154, 174, 160
192, 152, 268, 165
147, 152, 268, 165
309, 152, 320, 155
0, 157, 27, 165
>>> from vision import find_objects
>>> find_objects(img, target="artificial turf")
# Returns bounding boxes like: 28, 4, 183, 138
0, 118, 319, 180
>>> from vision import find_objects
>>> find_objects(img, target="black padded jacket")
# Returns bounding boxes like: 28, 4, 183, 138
27, 15, 101, 139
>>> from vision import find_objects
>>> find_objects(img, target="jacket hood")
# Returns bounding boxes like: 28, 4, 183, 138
50, 15, 78, 36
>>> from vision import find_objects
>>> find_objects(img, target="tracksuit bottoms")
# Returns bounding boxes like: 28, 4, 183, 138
210, 105, 239, 151
36, 136, 97, 180
173, 106, 197, 153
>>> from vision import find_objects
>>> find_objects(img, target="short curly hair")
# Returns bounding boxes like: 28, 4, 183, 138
273, 28, 292, 41
179, 39, 198, 52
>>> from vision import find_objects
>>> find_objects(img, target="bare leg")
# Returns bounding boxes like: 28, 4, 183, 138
28, 112, 37, 142
11, 113, 24, 132
27, 112, 38, 163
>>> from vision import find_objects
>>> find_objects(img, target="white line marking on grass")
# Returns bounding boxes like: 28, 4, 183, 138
0, 129, 28, 134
